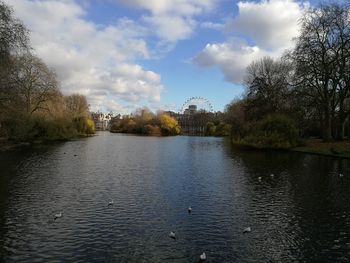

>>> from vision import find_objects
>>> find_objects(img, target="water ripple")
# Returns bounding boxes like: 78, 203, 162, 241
1, 133, 350, 262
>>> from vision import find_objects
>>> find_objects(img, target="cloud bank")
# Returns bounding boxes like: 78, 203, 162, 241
118, 0, 217, 42
7, 0, 162, 113
194, 0, 308, 84
6, 0, 220, 113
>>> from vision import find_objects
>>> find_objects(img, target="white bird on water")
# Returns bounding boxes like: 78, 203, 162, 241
188, 207, 192, 213
54, 212, 62, 220
270, 174, 274, 178
108, 200, 114, 206
258, 177, 262, 181
243, 227, 251, 233
169, 231, 176, 239
199, 252, 206, 261
339, 173, 344, 178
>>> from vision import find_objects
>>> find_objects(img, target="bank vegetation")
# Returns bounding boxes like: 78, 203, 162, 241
224, 2, 350, 151
0, 1, 95, 145
110, 108, 181, 136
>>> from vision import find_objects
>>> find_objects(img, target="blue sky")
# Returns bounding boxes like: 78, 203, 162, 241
7, 0, 324, 113
84, 0, 236, 111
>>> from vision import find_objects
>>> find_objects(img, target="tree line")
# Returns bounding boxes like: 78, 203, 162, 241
110, 108, 181, 136
0, 1, 94, 142
224, 2, 350, 148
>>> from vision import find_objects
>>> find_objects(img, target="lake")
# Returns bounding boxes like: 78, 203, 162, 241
1, 132, 350, 262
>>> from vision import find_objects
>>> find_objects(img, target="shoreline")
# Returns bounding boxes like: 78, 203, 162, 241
290, 139, 350, 159
0, 134, 96, 152
0, 141, 32, 151
231, 138, 350, 159
289, 148, 350, 159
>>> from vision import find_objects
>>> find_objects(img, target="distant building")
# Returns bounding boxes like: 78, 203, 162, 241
184, 105, 197, 115
91, 112, 114, 131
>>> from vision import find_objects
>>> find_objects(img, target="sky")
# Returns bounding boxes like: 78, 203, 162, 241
6, 0, 325, 113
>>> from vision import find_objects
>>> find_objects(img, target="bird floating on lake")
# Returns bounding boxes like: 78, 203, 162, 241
339, 173, 344, 178
199, 252, 206, 261
169, 231, 176, 239
270, 174, 274, 178
258, 177, 262, 181
188, 207, 192, 213
108, 200, 114, 206
54, 212, 62, 220
243, 227, 251, 233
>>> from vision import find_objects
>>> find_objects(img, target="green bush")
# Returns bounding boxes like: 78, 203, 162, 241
0, 113, 36, 140
0, 113, 96, 142
215, 122, 231, 136
30, 117, 78, 140
242, 114, 299, 149
73, 116, 95, 135
205, 122, 216, 136
205, 121, 230, 137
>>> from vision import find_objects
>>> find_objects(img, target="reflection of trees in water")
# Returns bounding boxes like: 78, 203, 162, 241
222, 140, 350, 261
219, 139, 305, 261
222, 139, 304, 173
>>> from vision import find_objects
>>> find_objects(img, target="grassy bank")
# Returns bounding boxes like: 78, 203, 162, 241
231, 137, 350, 159
291, 139, 350, 159
0, 133, 96, 152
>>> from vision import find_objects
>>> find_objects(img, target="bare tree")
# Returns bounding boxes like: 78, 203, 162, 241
291, 3, 350, 140
0, 1, 29, 59
331, 3, 350, 139
65, 94, 90, 117
0, 1, 29, 112
244, 56, 292, 120
225, 99, 249, 140
11, 54, 59, 115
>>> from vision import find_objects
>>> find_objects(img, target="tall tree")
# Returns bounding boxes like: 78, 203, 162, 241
0, 1, 28, 60
331, 3, 350, 139
244, 56, 292, 120
11, 54, 59, 115
291, 3, 350, 140
225, 99, 249, 140
65, 94, 90, 118
0, 1, 29, 116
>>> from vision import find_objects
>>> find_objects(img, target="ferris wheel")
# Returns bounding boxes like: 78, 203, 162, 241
180, 97, 213, 113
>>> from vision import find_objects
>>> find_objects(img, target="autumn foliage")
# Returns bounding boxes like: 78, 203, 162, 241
110, 108, 181, 136
0, 2, 95, 141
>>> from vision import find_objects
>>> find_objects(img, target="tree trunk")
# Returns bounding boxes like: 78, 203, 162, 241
323, 106, 332, 141
336, 100, 347, 140
337, 116, 347, 140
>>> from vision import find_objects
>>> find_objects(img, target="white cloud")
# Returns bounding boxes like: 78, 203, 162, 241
200, 21, 225, 30
193, 39, 266, 83
108, 64, 163, 103
118, 0, 216, 16
142, 15, 196, 43
6, 0, 162, 114
227, 0, 307, 51
117, 0, 218, 43
194, 0, 308, 84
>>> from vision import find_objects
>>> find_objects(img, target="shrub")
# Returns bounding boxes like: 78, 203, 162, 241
242, 114, 299, 149
215, 122, 231, 136
144, 124, 161, 135
205, 122, 216, 136
73, 116, 95, 135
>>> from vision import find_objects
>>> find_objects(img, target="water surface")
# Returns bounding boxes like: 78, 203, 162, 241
1, 132, 350, 262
